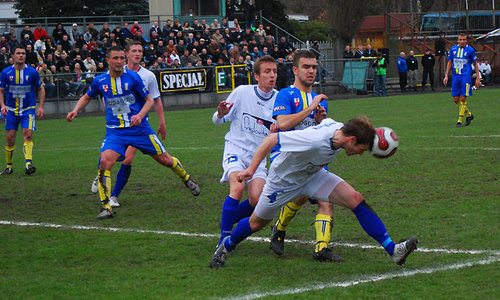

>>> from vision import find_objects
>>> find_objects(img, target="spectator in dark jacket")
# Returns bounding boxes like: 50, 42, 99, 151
343, 45, 354, 59
421, 48, 435, 91
406, 50, 418, 91
52, 23, 68, 44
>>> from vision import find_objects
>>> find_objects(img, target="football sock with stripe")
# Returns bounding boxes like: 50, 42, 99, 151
111, 164, 132, 198
314, 214, 333, 253
220, 195, 239, 245
225, 217, 253, 252
23, 141, 33, 166
458, 103, 466, 123
352, 200, 395, 255
98, 169, 112, 210
170, 157, 189, 182
275, 201, 303, 231
5, 145, 15, 169
234, 199, 254, 223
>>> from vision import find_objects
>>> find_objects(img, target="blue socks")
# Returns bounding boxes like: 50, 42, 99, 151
225, 217, 253, 252
111, 164, 132, 198
352, 200, 395, 255
220, 196, 239, 244
219, 197, 256, 245
235, 199, 254, 221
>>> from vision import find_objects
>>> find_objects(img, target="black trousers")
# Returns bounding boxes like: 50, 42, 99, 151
422, 68, 434, 88
399, 72, 407, 91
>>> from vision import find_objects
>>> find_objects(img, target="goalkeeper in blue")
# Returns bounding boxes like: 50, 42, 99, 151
90, 41, 169, 208
210, 115, 418, 268
211, 55, 278, 246
67, 46, 199, 219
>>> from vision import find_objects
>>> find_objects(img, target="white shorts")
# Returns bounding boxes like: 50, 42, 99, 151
220, 141, 267, 184
253, 169, 344, 220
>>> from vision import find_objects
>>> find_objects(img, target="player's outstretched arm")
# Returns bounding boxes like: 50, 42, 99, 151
276, 94, 328, 131
66, 94, 91, 122
37, 85, 45, 119
238, 133, 278, 182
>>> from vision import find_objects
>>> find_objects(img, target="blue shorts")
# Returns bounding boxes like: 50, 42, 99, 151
451, 75, 473, 97
101, 127, 166, 157
5, 111, 36, 131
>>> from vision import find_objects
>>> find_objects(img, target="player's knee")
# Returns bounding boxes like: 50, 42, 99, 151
294, 196, 308, 206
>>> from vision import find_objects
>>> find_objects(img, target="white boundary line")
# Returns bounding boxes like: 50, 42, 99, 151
2, 220, 499, 256
227, 257, 500, 300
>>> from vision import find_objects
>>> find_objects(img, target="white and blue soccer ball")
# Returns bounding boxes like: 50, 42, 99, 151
371, 127, 398, 159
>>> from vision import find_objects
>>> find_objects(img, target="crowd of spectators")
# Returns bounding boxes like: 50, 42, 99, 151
0, 16, 300, 98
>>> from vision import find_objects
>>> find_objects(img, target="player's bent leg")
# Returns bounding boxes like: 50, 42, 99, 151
313, 201, 342, 262
22, 129, 35, 175
218, 172, 246, 244
110, 146, 138, 207
210, 213, 271, 269
234, 177, 264, 222
152, 153, 200, 196
329, 183, 417, 265
270, 196, 307, 256
2, 130, 17, 174
96, 150, 121, 219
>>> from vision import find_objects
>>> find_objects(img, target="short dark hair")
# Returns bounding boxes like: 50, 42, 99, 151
458, 32, 467, 37
253, 55, 276, 75
293, 50, 316, 68
106, 46, 124, 57
342, 115, 375, 150
14, 45, 26, 53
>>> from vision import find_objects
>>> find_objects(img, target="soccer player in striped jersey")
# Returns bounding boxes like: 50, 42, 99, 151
90, 41, 169, 208
210, 116, 418, 269
0, 45, 45, 175
269, 50, 341, 262
67, 46, 199, 219
211, 55, 278, 247
443, 33, 480, 127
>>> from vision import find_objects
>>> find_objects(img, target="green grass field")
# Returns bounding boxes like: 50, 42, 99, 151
1, 89, 499, 299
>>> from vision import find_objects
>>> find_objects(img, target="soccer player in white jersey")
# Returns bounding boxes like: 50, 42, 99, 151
210, 115, 418, 268
90, 41, 173, 207
211, 55, 278, 248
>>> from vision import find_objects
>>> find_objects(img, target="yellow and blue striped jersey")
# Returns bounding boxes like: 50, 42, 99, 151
448, 44, 477, 76
0, 65, 43, 116
272, 85, 328, 131
87, 69, 150, 131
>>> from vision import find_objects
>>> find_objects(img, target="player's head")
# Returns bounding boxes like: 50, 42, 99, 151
458, 33, 468, 47
13, 46, 26, 65
341, 115, 375, 156
106, 46, 126, 74
293, 50, 317, 87
253, 55, 277, 92
125, 41, 144, 65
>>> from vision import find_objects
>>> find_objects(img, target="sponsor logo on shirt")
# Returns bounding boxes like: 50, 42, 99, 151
273, 105, 286, 112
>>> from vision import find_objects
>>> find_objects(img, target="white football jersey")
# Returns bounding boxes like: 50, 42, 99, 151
127, 66, 161, 100
269, 118, 343, 188
214, 85, 277, 152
